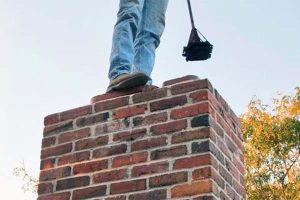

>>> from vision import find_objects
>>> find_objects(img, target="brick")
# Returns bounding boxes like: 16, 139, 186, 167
132, 161, 169, 177
37, 182, 53, 195
133, 112, 168, 127
76, 112, 109, 127
163, 75, 199, 86
113, 129, 147, 142
43, 121, 73, 136
171, 79, 213, 95
129, 189, 167, 200
39, 166, 71, 181
72, 185, 107, 200
131, 136, 167, 151
93, 144, 127, 158
171, 180, 213, 198
172, 128, 210, 144
151, 145, 187, 160
110, 179, 146, 194
113, 104, 147, 119
58, 128, 90, 144
219, 165, 233, 185
192, 140, 210, 153
58, 151, 90, 166
112, 152, 148, 168
73, 159, 108, 175
149, 171, 188, 188
41, 143, 72, 159
56, 176, 90, 191
191, 115, 210, 128
150, 95, 187, 112
216, 137, 232, 159
233, 157, 245, 174
190, 90, 210, 102
95, 96, 129, 112
193, 196, 217, 200
42, 136, 56, 148
210, 119, 224, 138
150, 119, 187, 135
211, 167, 225, 189
171, 102, 210, 119
226, 184, 240, 200
75, 135, 108, 151
61, 105, 92, 121
93, 168, 128, 183
192, 167, 211, 180
209, 142, 225, 164
106, 196, 126, 200
95, 120, 129, 134
132, 88, 167, 103
37, 192, 71, 200
233, 179, 246, 197
173, 154, 211, 169
40, 158, 55, 170
44, 113, 60, 126
220, 191, 231, 200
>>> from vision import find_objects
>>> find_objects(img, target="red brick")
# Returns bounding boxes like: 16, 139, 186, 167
95, 120, 129, 134
42, 136, 56, 148
163, 75, 199, 86
151, 145, 187, 160
106, 196, 126, 200
171, 102, 210, 119
41, 143, 72, 159
131, 136, 167, 151
132, 88, 167, 103
61, 105, 92, 121
230, 131, 243, 150
225, 158, 240, 181
72, 185, 107, 200
37, 192, 70, 200
217, 137, 232, 159
171, 79, 213, 95
226, 184, 240, 200
56, 176, 90, 191
233, 157, 245, 175
150, 119, 187, 135
173, 154, 211, 169
113, 129, 147, 142
129, 189, 167, 200
73, 159, 108, 175
233, 179, 246, 197
95, 96, 129, 112
75, 135, 108, 151
76, 112, 109, 127
40, 158, 55, 170
57, 151, 90, 166
192, 167, 211, 180
150, 95, 187, 112
113, 104, 147, 119
132, 161, 169, 177
43, 121, 73, 136
39, 166, 71, 181
58, 127, 90, 144
93, 144, 127, 158
133, 112, 168, 127
171, 180, 213, 198
149, 171, 188, 188
189, 90, 209, 102
93, 168, 128, 183
171, 127, 210, 144
192, 196, 217, 200
110, 179, 146, 194
44, 113, 60, 126
219, 165, 232, 185
37, 182, 53, 195
112, 152, 148, 168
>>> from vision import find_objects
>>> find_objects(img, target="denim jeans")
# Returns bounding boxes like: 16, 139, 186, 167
108, 0, 169, 84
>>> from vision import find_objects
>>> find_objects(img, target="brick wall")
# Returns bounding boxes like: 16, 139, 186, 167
38, 75, 245, 200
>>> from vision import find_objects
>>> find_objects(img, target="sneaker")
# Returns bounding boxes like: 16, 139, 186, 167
107, 72, 150, 92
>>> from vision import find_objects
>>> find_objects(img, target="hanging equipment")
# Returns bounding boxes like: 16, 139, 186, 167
182, 0, 213, 61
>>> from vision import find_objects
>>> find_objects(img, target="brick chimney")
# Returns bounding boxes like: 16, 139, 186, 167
38, 75, 245, 200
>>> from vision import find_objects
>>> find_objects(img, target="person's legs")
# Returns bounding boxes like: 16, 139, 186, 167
133, 0, 169, 84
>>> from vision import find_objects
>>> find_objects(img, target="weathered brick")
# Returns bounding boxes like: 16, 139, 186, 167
43, 121, 73, 136
41, 143, 72, 159
171, 79, 213, 95
219, 165, 233, 185
173, 154, 211, 169
233, 179, 246, 197
37, 182, 53, 195
171, 102, 210, 119
95, 96, 129, 112
75, 135, 108, 151
190, 90, 210, 102
58, 127, 90, 144
149, 171, 188, 188
192, 140, 210, 153
113, 104, 147, 119
171, 180, 213, 198
61, 105, 92, 121
93, 144, 127, 158
42, 136, 56, 148
150, 119, 187, 135
44, 113, 60, 126
37, 192, 70, 200
76, 112, 109, 127
40, 158, 55, 170
105, 196, 126, 200
192, 196, 217, 200
56, 176, 90, 191
39, 166, 71, 181
217, 137, 232, 159
151, 145, 187, 160
132, 161, 169, 177
132, 88, 167, 103
95, 120, 129, 134
133, 112, 168, 127
72, 185, 107, 200
93, 168, 128, 183
209, 141, 225, 164
131, 136, 167, 151
129, 189, 167, 200
73, 159, 108, 175
112, 152, 148, 168
110, 179, 146, 194
220, 191, 231, 200
163, 75, 199, 86
192, 167, 211, 180
172, 128, 210, 144
57, 151, 90, 166
113, 129, 146, 142
226, 184, 240, 200
191, 115, 210, 128
150, 95, 187, 112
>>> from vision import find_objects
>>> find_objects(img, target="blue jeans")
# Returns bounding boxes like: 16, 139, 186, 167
108, 0, 169, 84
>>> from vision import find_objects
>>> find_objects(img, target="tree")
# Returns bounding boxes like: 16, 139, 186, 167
241, 87, 300, 200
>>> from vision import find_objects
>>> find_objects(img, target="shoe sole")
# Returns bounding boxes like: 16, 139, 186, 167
107, 73, 149, 92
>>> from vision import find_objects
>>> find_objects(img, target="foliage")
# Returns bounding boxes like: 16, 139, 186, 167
241, 87, 300, 200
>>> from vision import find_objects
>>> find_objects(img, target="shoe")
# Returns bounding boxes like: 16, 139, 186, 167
107, 72, 150, 92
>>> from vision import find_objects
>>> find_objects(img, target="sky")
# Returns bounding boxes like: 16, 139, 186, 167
0, 0, 299, 199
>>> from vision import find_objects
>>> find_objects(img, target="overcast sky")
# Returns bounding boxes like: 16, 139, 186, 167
0, 0, 299, 199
